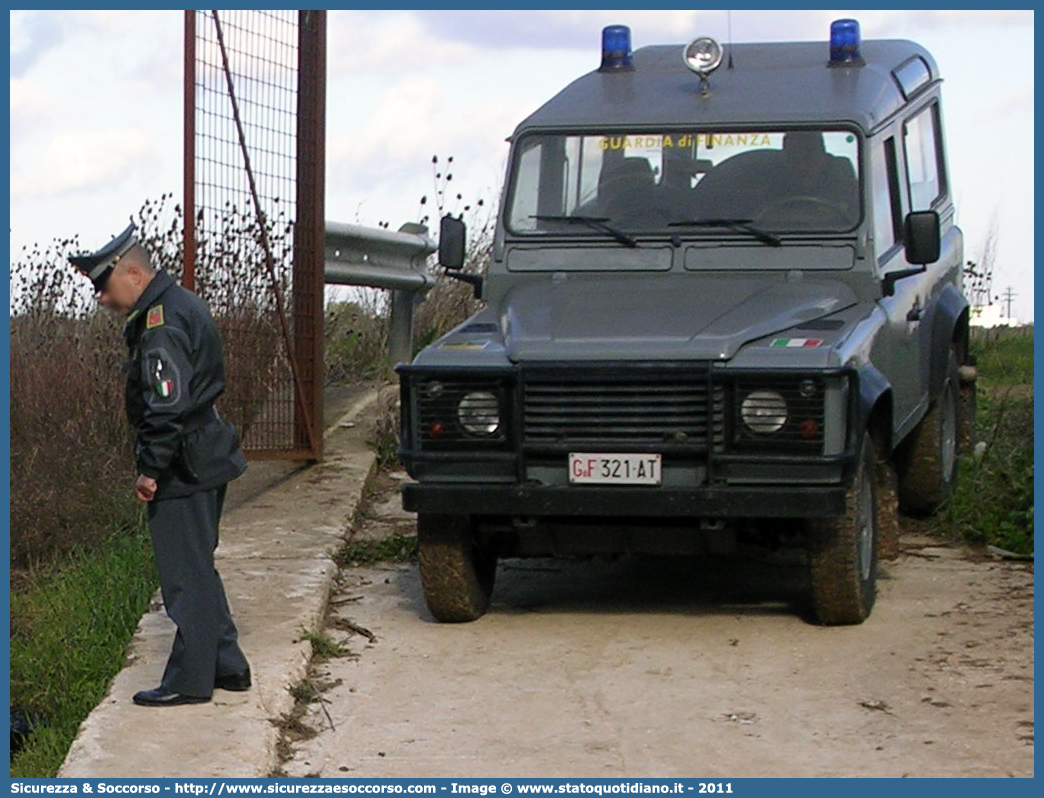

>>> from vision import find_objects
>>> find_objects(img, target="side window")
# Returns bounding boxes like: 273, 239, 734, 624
871, 137, 903, 257
903, 104, 944, 210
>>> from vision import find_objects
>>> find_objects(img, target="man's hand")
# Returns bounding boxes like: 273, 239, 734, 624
135, 474, 158, 502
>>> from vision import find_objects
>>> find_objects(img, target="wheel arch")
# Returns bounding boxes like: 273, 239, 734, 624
928, 284, 970, 399
854, 362, 894, 458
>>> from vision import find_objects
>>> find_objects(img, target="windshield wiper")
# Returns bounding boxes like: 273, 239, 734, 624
531, 215, 638, 248
668, 217, 782, 247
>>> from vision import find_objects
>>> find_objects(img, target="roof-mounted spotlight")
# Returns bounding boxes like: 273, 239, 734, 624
683, 36, 724, 95
599, 25, 634, 72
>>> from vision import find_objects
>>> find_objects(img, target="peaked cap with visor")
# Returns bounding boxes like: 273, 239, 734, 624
68, 222, 138, 292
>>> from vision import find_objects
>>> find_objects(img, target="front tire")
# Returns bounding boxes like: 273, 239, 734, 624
898, 353, 960, 515
417, 513, 496, 622
808, 432, 878, 625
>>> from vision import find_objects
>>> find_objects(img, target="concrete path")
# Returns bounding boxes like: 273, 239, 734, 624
287, 542, 1035, 779
57, 389, 381, 779
281, 473, 1034, 778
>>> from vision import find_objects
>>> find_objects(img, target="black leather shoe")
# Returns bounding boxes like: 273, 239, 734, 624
215, 667, 251, 692
133, 687, 210, 707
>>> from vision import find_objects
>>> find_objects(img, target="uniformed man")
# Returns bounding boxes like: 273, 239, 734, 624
70, 222, 251, 707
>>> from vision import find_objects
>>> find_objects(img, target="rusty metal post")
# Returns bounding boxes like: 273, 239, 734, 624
182, 10, 196, 291
293, 9, 326, 458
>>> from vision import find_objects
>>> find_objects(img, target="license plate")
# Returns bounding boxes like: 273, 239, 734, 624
568, 453, 662, 486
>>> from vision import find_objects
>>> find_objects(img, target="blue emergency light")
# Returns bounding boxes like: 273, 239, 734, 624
599, 24, 634, 72
829, 18, 863, 65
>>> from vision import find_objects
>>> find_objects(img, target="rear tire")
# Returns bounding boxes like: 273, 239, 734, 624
958, 358, 977, 451
808, 432, 878, 625
417, 513, 496, 622
898, 353, 960, 515
875, 458, 901, 562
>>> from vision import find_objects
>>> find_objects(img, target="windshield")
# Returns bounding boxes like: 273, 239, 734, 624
506, 130, 861, 235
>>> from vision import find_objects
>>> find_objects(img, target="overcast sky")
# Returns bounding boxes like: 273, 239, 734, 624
8, 9, 1035, 321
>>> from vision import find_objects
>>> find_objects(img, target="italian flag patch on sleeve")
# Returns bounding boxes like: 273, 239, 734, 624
156, 379, 174, 397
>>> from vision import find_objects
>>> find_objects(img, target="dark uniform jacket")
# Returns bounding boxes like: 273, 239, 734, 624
123, 271, 247, 500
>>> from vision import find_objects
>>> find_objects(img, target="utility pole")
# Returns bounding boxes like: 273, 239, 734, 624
1002, 286, 1017, 320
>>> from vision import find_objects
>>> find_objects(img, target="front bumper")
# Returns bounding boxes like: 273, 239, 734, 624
399, 362, 861, 521
402, 482, 848, 518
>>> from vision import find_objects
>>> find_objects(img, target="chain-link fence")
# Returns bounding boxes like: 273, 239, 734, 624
184, 10, 325, 459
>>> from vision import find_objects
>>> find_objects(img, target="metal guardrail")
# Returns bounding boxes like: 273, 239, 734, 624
324, 221, 437, 370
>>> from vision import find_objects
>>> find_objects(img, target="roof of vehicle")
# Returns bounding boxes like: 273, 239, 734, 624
513, 39, 940, 136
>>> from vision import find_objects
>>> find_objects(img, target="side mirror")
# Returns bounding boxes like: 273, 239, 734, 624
438, 215, 466, 270
903, 210, 940, 266
438, 214, 483, 298
882, 210, 939, 297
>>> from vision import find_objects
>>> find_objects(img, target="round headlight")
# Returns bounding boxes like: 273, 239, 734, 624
457, 391, 501, 436
683, 36, 724, 77
741, 390, 788, 434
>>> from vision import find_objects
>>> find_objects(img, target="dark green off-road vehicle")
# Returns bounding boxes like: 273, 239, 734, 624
398, 20, 975, 624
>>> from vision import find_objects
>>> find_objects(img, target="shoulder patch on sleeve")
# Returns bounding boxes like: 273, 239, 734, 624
146, 305, 165, 329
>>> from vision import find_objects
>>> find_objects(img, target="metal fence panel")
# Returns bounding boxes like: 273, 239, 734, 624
184, 10, 325, 459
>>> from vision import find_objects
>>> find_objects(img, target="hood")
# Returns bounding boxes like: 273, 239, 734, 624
500, 272, 857, 361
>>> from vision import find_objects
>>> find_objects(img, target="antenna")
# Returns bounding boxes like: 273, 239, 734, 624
727, 10, 734, 68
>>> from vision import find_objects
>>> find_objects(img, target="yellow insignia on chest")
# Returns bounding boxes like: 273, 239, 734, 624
146, 305, 165, 329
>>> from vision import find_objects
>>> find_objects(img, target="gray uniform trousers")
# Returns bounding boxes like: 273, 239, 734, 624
147, 485, 249, 697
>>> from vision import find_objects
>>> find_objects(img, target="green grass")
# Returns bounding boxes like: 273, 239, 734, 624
930, 328, 1034, 554
365, 393, 401, 470
971, 326, 1033, 388
298, 629, 350, 662
10, 518, 158, 777
366, 428, 400, 470
335, 533, 418, 567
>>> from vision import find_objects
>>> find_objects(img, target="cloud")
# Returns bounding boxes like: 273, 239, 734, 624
328, 8, 1035, 67
9, 10, 179, 80
655, 9, 1035, 46
986, 85, 1035, 121
324, 71, 518, 226
885, 9, 1034, 31
9, 77, 53, 136
327, 76, 499, 189
327, 11, 478, 77
122, 13, 182, 90
326, 10, 708, 77
67, 9, 174, 38
9, 10, 67, 78
405, 10, 707, 51
11, 128, 151, 199
342, 9, 1030, 61
410, 10, 614, 50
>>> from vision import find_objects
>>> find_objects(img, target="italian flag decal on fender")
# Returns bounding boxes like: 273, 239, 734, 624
771, 338, 824, 348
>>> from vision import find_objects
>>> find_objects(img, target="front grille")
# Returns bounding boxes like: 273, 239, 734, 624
523, 370, 724, 448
